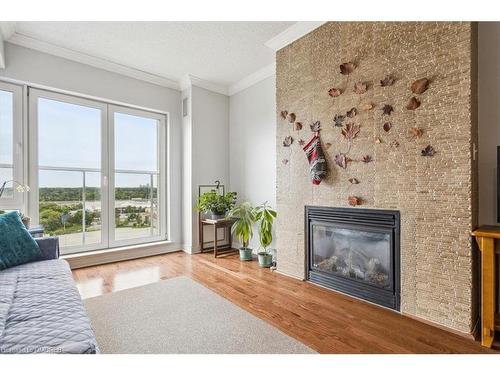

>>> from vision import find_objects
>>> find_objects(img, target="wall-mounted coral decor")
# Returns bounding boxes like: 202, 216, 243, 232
346, 107, 358, 118
421, 145, 435, 156
334, 153, 348, 169
382, 104, 394, 115
340, 62, 356, 75
409, 127, 423, 139
328, 88, 342, 97
362, 155, 373, 163
390, 140, 400, 149
280, 110, 288, 120
406, 97, 421, 110
380, 76, 395, 87
362, 103, 374, 111
310, 121, 321, 132
282, 136, 293, 147
411, 78, 430, 94
334, 114, 345, 127
348, 195, 361, 206
341, 123, 360, 142
354, 82, 368, 94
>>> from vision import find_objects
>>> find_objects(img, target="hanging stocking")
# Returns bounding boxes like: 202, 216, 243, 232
303, 133, 327, 185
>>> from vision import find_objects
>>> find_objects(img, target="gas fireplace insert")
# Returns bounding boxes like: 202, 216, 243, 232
305, 206, 400, 310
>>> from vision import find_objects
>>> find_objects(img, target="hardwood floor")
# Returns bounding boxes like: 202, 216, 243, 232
72, 251, 495, 354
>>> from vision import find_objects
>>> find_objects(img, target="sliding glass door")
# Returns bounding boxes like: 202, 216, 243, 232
29, 89, 166, 255
30, 90, 108, 252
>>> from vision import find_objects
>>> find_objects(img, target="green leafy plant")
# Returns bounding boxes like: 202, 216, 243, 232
255, 202, 277, 253
196, 190, 236, 215
226, 202, 257, 248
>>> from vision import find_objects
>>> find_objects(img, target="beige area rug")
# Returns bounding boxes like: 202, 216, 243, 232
84, 276, 316, 354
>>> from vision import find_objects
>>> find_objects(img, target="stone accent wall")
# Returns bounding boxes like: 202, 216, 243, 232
276, 22, 477, 333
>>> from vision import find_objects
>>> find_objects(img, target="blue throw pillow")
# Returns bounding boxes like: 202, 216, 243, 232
0, 211, 42, 270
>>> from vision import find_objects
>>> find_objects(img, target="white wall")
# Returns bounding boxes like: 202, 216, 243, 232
0, 42, 183, 246
478, 22, 500, 225
181, 88, 193, 251
229, 75, 276, 250
0, 32, 5, 69
182, 85, 230, 252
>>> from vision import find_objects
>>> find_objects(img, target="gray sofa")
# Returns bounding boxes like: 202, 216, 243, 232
0, 238, 99, 354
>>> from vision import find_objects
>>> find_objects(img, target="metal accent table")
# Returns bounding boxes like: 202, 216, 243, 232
199, 218, 237, 258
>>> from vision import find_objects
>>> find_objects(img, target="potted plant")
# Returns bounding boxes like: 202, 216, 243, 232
196, 190, 236, 220
255, 202, 277, 268
226, 202, 256, 261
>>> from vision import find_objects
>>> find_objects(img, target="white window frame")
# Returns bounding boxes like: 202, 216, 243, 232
108, 104, 167, 248
29, 88, 109, 254
28, 88, 168, 254
0, 81, 24, 210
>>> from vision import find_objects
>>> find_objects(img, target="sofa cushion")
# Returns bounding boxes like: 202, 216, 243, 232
0, 211, 42, 270
0, 260, 99, 354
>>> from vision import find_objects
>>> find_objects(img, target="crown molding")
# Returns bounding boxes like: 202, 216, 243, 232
265, 21, 326, 51
2, 27, 290, 97
186, 74, 229, 96
179, 73, 228, 96
0, 22, 16, 40
7, 32, 181, 91
228, 63, 275, 96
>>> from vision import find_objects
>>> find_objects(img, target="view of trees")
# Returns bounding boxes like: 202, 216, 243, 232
39, 202, 100, 234
39, 186, 156, 202
38, 187, 156, 236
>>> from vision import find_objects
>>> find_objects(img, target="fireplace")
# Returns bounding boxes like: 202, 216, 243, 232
305, 206, 400, 310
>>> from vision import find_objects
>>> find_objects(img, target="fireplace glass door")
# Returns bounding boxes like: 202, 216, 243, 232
311, 224, 392, 290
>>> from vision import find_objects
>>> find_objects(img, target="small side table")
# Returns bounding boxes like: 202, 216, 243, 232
199, 218, 237, 257
472, 226, 499, 348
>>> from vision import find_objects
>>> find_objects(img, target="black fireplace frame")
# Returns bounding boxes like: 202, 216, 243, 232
305, 206, 401, 311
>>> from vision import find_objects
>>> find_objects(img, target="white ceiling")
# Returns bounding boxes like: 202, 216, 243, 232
7, 22, 295, 91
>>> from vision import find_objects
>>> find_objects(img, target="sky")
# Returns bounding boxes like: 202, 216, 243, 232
38, 98, 159, 189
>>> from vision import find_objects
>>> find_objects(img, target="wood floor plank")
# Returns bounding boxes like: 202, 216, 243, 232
72, 251, 495, 354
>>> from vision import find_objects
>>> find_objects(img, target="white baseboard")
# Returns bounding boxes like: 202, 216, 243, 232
63, 241, 182, 269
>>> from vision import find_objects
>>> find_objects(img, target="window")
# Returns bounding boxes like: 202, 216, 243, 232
111, 109, 161, 243
29, 89, 167, 254
0, 82, 23, 209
